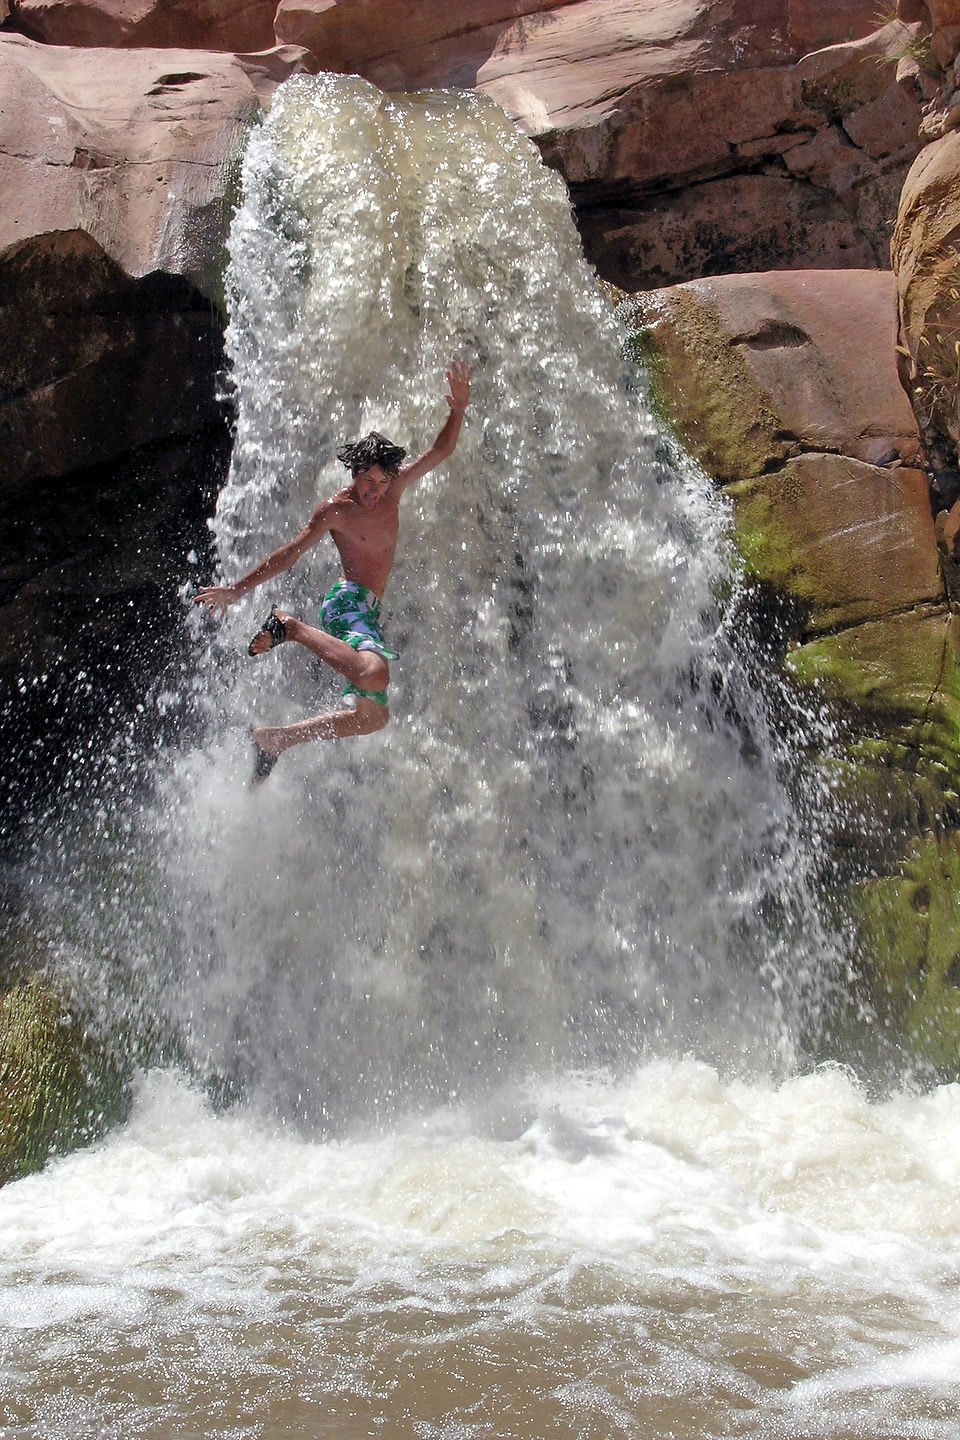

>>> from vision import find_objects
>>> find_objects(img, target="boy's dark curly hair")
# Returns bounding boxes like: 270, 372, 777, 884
336, 431, 407, 476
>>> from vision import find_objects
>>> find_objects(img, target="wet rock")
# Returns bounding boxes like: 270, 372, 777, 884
627, 269, 957, 827
630, 269, 921, 485
0, 958, 133, 1185
785, 608, 960, 774
728, 457, 939, 632
855, 830, 960, 1073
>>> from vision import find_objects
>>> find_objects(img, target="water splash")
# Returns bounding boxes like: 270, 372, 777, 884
38, 76, 837, 1125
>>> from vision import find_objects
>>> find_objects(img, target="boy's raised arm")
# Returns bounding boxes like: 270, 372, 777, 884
396, 358, 472, 492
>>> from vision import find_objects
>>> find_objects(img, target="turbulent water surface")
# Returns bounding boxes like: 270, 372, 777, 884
3, 75, 960, 1440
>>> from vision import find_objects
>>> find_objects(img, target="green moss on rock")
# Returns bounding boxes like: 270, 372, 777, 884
785, 608, 960, 782
855, 833, 960, 1071
624, 290, 784, 484
0, 975, 133, 1185
728, 458, 941, 631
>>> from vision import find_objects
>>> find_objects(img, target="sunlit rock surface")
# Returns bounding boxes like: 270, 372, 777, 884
630, 262, 960, 1050
271, 0, 925, 287
891, 3, 960, 514
630, 269, 959, 800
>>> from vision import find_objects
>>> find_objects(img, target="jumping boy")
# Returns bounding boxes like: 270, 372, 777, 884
193, 357, 471, 782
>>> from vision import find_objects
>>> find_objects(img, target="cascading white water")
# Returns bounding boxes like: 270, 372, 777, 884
129, 74, 834, 1122
5, 75, 960, 1440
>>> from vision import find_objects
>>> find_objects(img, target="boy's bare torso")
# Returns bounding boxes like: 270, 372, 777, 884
325, 484, 401, 599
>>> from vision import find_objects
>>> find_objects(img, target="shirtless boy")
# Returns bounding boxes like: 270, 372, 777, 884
193, 358, 471, 782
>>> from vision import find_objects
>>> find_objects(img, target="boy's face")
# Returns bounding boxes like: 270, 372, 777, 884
353, 464, 393, 508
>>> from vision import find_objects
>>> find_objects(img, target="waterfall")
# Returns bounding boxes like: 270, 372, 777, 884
42, 74, 834, 1125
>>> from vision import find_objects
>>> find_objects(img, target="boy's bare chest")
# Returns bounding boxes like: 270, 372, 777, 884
333, 503, 399, 556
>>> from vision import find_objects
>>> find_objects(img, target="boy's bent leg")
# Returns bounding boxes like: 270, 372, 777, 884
252, 610, 389, 693
253, 697, 388, 759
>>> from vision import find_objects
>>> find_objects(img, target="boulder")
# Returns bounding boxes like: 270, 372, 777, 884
897, 0, 960, 67
276, 0, 883, 81
0, 955, 132, 1185
728, 457, 939, 632
0, 34, 307, 289
526, 10, 925, 287
273, 0, 580, 69
892, 100, 960, 510
785, 608, 960, 771
855, 831, 960, 1073
9, 0, 279, 50
628, 268, 955, 800
631, 269, 921, 486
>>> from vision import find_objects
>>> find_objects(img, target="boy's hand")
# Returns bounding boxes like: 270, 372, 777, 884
193, 583, 242, 619
445, 357, 472, 414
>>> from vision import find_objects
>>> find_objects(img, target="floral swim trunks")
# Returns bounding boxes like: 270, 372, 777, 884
319, 579, 398, 708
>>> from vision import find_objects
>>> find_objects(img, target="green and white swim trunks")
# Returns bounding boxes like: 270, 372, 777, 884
319, 579, 398, 708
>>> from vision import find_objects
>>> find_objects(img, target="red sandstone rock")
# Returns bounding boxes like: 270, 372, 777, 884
892, 126, 960, 480
629, 269, 936, 632
0, 0, 920, 286
276, 0, 881, 79
731, 456, 940, 631
0, 34, 305, 283
274, 0, 580, 69
897, 0, 960, 65
318, 0, 917, 289
0, 32, 307, 500
0, 30, 311, 690
9, 0, 279, 52
563, 14, 925, 286
633, 269, 920, 478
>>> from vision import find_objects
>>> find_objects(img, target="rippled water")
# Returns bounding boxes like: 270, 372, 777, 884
2, 1069, 960, 1438
4, 74, 958, 1439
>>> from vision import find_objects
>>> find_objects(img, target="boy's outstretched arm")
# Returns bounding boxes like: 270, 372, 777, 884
193, 499, 336, 618
396, 358, 472, 493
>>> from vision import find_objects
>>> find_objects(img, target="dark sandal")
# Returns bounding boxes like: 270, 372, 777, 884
251, 735, 279, 786
248, 605, 286, 655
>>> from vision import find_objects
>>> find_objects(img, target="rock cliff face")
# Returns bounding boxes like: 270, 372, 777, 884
0, 30, 308, 817
271, 0, 928, 288
892, 3, 960, 528
630, 265, 960, 1068
630, 270, 953, 778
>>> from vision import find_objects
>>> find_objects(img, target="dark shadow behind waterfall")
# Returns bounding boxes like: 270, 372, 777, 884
31, 76, 841, 1131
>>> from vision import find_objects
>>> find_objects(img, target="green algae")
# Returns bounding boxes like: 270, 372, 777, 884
0, 973, 133, 1185
785, 609, 960, 783
624, 290, 786, 485
854, 833, 960, 1072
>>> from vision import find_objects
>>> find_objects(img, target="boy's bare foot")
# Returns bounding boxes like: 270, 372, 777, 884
248, 606, 290, 656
